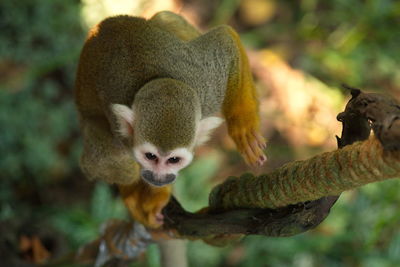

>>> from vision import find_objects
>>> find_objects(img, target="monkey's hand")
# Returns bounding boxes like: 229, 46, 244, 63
227, 116, 267, 167
119, 181, 172, 228
220, 24, 268, 166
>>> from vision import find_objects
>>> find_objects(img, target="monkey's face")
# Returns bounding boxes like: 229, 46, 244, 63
111, 83, 223, 187
133, 142, 193, 187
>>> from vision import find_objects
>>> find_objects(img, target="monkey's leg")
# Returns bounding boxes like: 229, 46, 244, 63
80, 116, 171, 228
150, 11, 200, 41
80, 116, 139, 184
222, 27, 267, 166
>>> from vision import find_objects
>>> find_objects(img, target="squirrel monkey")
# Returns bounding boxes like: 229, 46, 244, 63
75, 11, 266, 228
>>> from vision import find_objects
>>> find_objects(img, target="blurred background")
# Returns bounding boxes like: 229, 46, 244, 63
1, 0, 400, 266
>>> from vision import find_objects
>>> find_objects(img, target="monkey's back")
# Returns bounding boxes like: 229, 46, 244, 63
75, 15, 233, 124
75, 16, 155, 119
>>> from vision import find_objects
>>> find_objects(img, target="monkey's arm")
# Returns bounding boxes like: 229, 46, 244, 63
79, 116, 138, 185
79, 116, 171, 228
221, 27, 267, 166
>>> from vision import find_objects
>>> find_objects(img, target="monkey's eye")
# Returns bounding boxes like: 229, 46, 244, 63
167, 157, 181, 164
145, 153, 157, 161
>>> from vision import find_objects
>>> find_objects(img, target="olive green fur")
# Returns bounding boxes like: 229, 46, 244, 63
75, 12, 248, 184
134, 78, 200, 151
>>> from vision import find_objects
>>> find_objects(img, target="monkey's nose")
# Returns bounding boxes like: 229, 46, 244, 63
164, 174, 176, 184
141, 170, 176, 187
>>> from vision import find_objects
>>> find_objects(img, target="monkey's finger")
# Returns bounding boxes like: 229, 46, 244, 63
233, 131, 259, 166
250, 129, 266, 149
155, 212, 164, 224
244, 146, 257, 166
249, 138, 263, 159
146, 214, 163, 228
247, 132, 266, 162
252, 130, 267, 149
253, 137, 267, 166
252, 138, 267, 166
249, 135, 263, 155
257, 154, 267, 166
236, 132, 253, 165
239, 131, 258, 164
244, 142, 260, 167
251, 148, 267, 167
238, 136, 251, 164
252, 149, 266, 167
144, 207, 163, 227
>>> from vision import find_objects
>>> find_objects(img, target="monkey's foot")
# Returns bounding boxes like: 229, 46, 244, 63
231, 128, 267, 167
77, 220, 153, 267
128, 197, 170, 228
120, 182, 172, 229
137, 200, 168, 228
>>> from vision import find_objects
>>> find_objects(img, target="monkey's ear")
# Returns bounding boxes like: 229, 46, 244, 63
111, 104, 135, 137
195, 116, 224, 146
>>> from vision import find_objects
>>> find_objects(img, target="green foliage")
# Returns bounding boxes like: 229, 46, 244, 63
49, 182, 127, 249
145, 244, 162, 267
0, 0, 83, 63
0, 0, 83, 184
0, 0, 91, 259
241, 0, 400, 91
175, 152, 221, 211
0, 0, 85, 232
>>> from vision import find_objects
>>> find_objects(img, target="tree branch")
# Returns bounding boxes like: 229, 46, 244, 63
77, 89, 400, 265
207, 137, 399, 211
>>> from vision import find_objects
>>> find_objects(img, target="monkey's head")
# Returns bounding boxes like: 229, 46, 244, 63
111, 78, 223, 187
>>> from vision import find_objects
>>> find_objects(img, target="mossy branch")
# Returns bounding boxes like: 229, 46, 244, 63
209, 137, 400, 211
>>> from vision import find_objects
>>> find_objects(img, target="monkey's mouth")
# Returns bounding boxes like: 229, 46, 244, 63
140, 170, 176, 187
